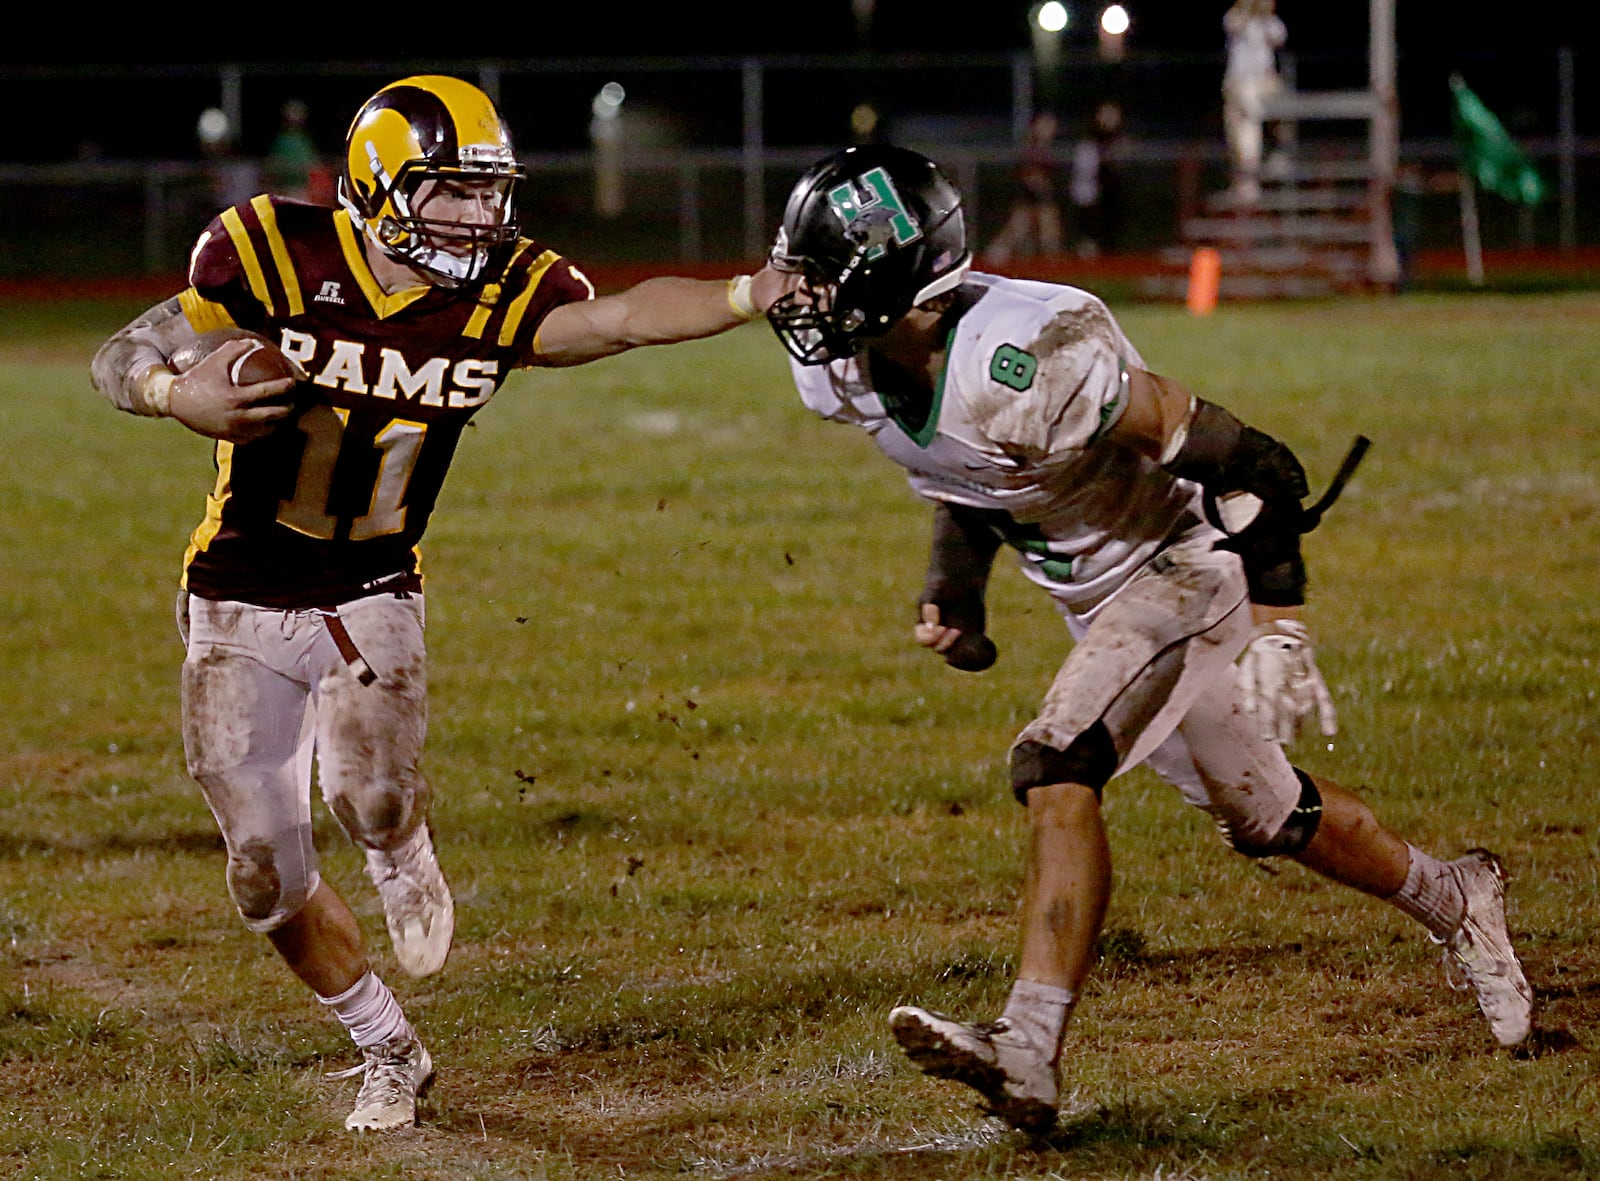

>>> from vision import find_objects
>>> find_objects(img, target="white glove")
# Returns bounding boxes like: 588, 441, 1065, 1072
1236, 619, 1337, 745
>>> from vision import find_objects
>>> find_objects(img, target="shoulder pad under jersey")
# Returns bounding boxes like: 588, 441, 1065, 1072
955, 284, 1132, 461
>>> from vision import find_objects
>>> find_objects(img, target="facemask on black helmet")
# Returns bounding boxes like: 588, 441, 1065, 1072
768, 145, 971, 365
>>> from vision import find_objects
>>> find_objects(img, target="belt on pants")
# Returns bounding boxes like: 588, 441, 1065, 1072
317, 609, 377, 686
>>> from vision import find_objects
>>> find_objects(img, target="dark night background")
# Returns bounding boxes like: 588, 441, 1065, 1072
7, 2, 1584, 62
2, 1, 1587, 160
2, 1, 1590, 274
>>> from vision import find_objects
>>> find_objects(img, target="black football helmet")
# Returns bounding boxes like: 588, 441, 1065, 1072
768, 145, 971, 364
338, 75, 525, 288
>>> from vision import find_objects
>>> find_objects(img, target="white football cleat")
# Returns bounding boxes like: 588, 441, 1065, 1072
367, 826, 454, 977
889, 1006, 1058, 1134
337, 1037, 434, 1132
1434, 848, 1534, 1047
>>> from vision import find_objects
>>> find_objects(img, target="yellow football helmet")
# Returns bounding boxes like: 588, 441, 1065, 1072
338, 75, 526, 288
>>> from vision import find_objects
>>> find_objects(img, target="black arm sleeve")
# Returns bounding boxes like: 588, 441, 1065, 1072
1162, 399, 1310, 606
919, 502, 1004, 629
919, 502, 1007, 670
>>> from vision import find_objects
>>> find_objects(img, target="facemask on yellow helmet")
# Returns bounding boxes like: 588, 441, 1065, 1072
338, 75, 526, 288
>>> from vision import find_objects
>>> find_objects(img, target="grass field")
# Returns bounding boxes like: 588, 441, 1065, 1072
3, 291, 1599, 1180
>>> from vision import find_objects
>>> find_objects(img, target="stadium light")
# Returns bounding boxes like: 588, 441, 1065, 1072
1035, 1, 1069, 33
1098, 3, 1128, 61
197, 108, 232, 147
591, 81, 626, 121
590, 83, 627, 219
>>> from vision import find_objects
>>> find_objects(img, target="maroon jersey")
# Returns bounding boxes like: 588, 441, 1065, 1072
177, 195, 592, 608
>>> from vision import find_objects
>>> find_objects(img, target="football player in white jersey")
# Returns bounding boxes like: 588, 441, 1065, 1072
765, 146, 1533, 1135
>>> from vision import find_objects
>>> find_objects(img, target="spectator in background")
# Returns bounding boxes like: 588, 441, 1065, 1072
265, 99, 325, 204
1222, 0, 1287, 204
1067, 101, 1125, 259
986, 112, 1063, 264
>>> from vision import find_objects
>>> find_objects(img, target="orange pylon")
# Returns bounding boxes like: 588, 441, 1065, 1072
1186, 247, 1221, 315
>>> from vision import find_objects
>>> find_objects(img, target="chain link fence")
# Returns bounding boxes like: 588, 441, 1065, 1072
2, 48, 1593, 280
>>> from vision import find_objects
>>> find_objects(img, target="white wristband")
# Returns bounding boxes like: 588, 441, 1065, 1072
143, 369, 175, 417
727, 274, 760, 321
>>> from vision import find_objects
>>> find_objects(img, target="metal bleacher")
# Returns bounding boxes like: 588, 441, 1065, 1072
1140, 0, 1403, 302
1142, 88, 1391, 300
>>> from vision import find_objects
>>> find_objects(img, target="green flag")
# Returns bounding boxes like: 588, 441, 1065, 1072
1450, 73, 1545, 205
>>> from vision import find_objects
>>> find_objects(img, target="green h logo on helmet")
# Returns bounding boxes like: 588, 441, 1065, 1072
826, 167, 922, 260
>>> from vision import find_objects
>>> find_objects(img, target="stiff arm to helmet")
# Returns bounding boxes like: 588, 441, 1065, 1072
767, 145, 972, 363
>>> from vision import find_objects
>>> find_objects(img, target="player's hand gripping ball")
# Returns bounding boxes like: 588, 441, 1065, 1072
170, 327, 304, 386
165, 328, 305, 444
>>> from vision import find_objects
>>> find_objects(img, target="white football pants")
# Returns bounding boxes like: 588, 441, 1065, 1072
179, 591, 430, 932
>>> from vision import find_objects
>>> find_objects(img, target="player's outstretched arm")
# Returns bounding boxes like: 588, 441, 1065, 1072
527, 264, 796, 367
91, 298, 297, 443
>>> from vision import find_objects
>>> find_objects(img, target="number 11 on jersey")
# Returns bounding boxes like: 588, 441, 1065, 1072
277, 404, 427, 541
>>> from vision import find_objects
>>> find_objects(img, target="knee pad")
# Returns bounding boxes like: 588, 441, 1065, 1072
1218, 767, 1323, 858
226, 824, 320, 933
1010, 722, 1118, 804
324, 779, 427, 851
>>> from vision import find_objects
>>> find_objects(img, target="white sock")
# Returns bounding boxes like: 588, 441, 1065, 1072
1386, 846, 1465, 939
1001, 978, 1077, 1058
317, 970, 414, 1049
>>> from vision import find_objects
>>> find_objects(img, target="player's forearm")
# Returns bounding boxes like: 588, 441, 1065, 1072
921, 501, 1005, 620
90, 297, 197, 416
612, 275, 762, 346
1160, 396, 1311, 606
529, 275, 760, 366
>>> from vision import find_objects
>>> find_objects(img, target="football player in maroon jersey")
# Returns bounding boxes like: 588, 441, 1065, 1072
91, 74, 792, 1132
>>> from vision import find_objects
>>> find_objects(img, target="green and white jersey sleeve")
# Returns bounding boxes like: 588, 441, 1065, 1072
950, 278, 1136, 461
792, 274, 1207, 620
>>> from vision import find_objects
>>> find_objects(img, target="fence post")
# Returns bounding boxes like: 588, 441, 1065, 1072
143, 167, 165, 276
742, 58, 765, 261
1368, 0, 1400, 287
1559, 46, 1576, 253
678, 159, 701, 264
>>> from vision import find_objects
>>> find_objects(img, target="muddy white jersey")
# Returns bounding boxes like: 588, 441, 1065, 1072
792, 273, 1207, 619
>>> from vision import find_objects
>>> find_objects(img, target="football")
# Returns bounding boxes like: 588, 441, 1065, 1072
170, 327, 302, 386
